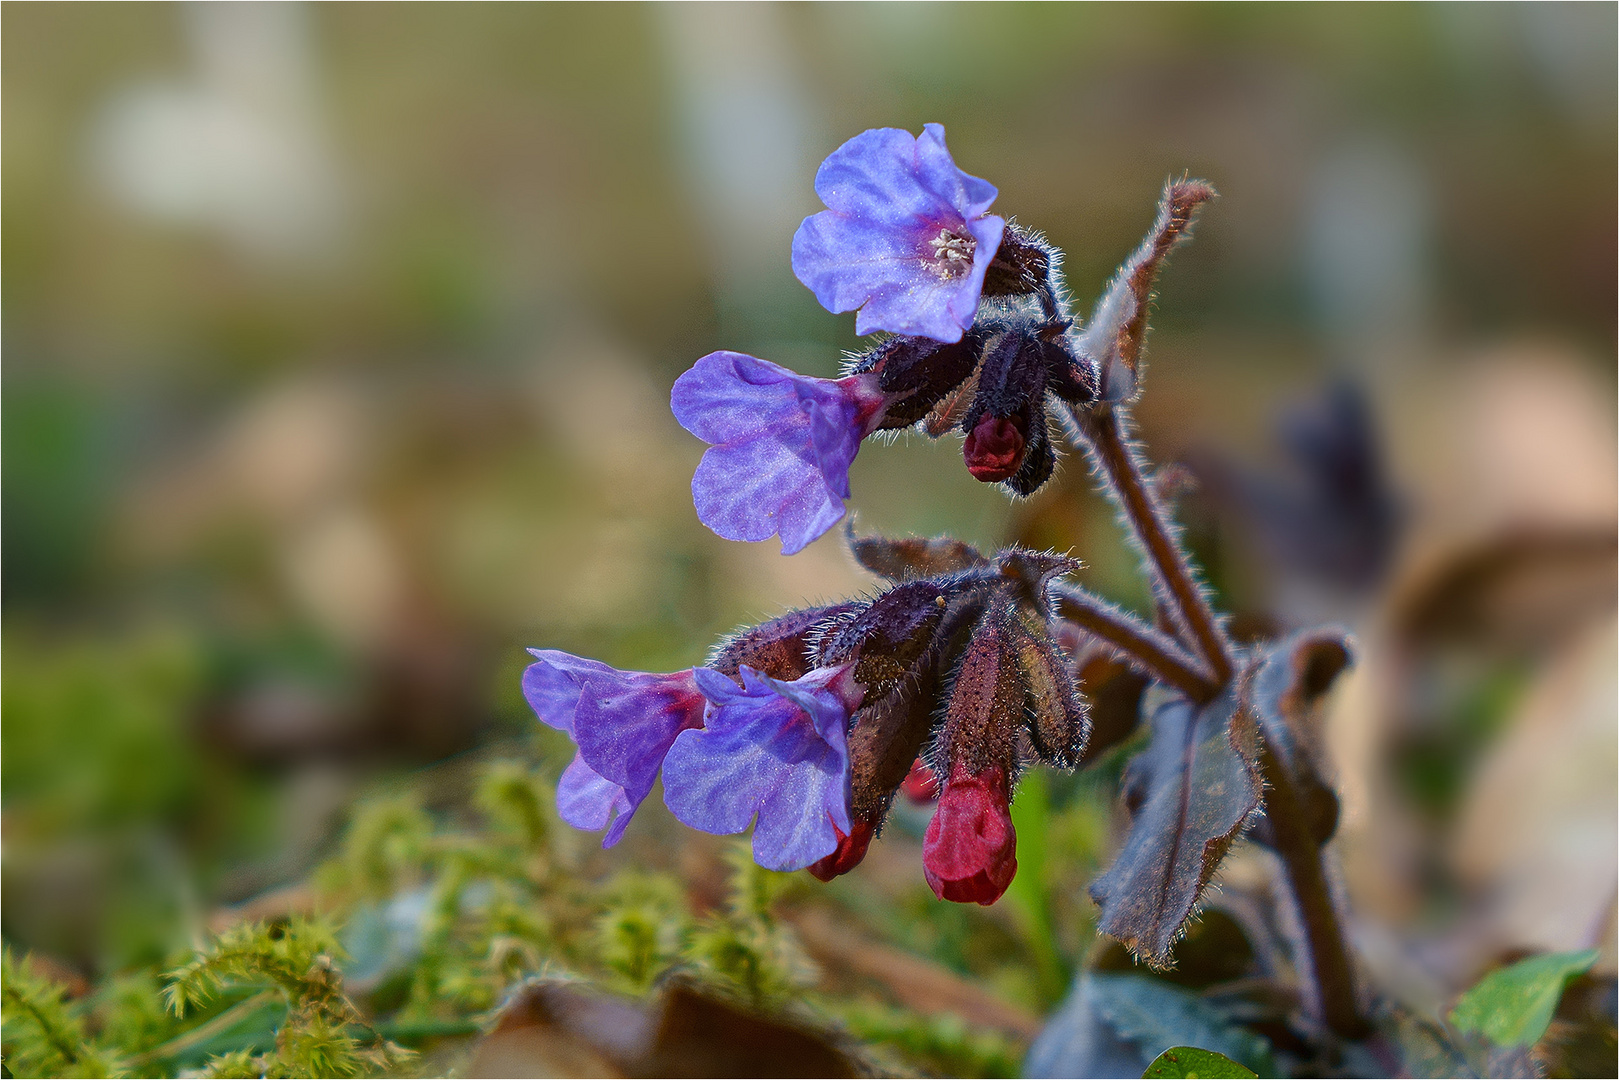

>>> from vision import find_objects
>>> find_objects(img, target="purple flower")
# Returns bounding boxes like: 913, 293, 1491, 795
522, 649, 706, 847
671, 351, 891, 554
556, 751, 631, 831
663, 665, 864, 871
792, 124, 1005, 344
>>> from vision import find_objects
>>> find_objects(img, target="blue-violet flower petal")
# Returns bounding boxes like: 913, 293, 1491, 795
671, 351, 888, 554
792, 123, 1005, 344
556, 751, 632, 833
522, 649, 705, 847
663, 665, 864, 871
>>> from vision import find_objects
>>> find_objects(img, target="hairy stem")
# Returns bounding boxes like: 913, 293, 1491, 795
1063, 403, 1234, 683
1057, 398, 1366, 1035
1052, 584, 1218, 703
1258, 746, 1368, 1038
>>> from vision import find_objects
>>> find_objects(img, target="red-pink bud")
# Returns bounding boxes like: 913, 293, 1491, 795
806, 817, 875, 882
900, 758, 940, 803
922, 764, 1017, 905
963, 414, 1026, 482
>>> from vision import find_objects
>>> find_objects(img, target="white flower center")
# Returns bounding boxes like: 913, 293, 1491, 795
928, 228, 976, 278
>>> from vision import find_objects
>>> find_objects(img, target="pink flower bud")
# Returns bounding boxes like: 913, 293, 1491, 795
963, 413, 1026, 482
900, 758, 940, 803
922, 763, 1018, 905
806, 818, 875, 882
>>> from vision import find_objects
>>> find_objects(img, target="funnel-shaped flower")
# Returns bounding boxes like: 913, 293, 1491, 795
664, 665, 863, 871
672, 351, 890, 554
793, 124, 1005, 344
522, 649, 705, 846
923, 763, 1018, 905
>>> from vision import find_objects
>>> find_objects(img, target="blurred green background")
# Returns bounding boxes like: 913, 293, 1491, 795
4, 0, 1614, 1019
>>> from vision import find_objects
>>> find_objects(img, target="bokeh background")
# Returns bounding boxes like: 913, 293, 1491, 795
5, 0, 1614, 1061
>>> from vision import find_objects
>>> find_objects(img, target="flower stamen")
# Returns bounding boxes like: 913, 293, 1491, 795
928, 228, 977, 277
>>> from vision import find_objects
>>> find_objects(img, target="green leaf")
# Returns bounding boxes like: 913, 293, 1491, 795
1143, 1045, 1258, 1078
1449, 948, 1599, 1048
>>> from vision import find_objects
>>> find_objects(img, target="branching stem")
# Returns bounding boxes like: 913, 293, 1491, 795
1057, 397, 1368, 1038
1065, 403, 1234, 683
1052, 584, 1218, 703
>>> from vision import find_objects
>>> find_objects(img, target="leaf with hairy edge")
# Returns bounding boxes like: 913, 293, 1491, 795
1143, 1045, 1258, 1078
1243, 630, 1352, 848
1089, 683, 1262, 968
1451, 949, 1599, 1049
847, 528, 987, 581
1087, 974, 1273, 1075
1077, 179, 1216, 403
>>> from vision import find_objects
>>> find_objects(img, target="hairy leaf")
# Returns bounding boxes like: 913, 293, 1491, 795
1450, 949, 1599, 1049
1025, 972, 1272, 1079
1089, 684, 1262, 967
848, 529, 987, 582
1143, 1045, 1258, 1078
1077, 179, 1216, 403
1243, 630, 1352, 847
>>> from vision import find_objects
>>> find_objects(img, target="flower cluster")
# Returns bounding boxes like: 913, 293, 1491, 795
526, 534, 1089, 904
529, 123, 1215, 906
673, 123, 1212, 553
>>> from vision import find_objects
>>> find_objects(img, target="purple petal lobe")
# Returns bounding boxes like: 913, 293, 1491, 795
557, 751, 631, 837
523, 649, 618, 733
572, 669, 705, 808
792, 124, 1004, 344
665, 666, 857, 871
522, 649, 705, 847
672, 352, 877, 554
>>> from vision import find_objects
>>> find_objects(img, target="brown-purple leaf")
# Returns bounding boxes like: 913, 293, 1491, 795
468, 977, 863, 1078
469, 979, 643, 1078
1089, 682, 1262, 968
848, 529, 988, 582
1077, 179, 1216, 403
1243, 630, 1352, 847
